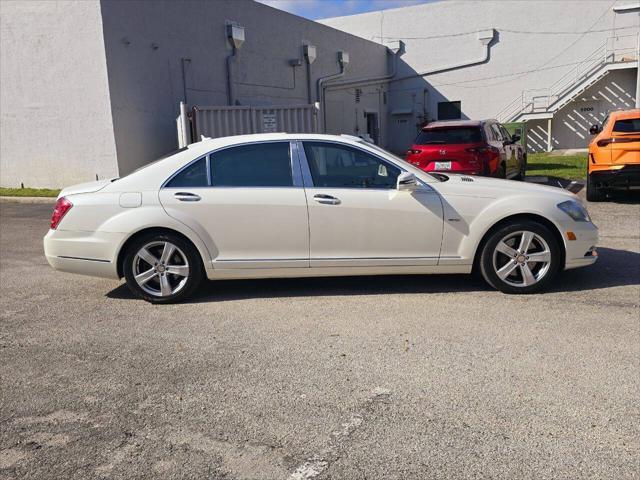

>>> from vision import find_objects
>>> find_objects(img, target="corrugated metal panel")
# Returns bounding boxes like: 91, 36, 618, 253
191, 104, 318, 142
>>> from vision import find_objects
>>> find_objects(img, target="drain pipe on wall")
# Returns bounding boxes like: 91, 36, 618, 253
390, 29, 496, 84
225, 23, 245, 106
317, 51, 349, 132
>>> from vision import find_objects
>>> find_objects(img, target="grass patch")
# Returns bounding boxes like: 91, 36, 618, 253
0, 187, 60, 197
526, 153, 587, 180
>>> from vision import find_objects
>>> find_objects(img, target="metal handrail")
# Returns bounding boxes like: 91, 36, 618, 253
496, 33, 639, 122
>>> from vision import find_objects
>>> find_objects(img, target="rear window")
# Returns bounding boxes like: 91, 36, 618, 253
613, 118, 640, 133
415, 127, 482, 145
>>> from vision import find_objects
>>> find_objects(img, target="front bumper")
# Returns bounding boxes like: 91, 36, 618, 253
563, 221, 599, 270
43, 229, 123, 279
589, 165, 640, 190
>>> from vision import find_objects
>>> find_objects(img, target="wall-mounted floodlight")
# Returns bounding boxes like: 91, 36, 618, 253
303, 44, 317, 64
338, 51, 349, 68
226, 23, 245, 50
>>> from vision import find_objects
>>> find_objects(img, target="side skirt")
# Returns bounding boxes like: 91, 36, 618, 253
205, 264, 472, 280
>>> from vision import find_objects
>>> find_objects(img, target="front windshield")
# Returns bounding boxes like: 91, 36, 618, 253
357, 141, 444, 181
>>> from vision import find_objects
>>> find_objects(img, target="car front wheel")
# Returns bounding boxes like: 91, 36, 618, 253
123, 232, 203, 303
479, 221, 561, 294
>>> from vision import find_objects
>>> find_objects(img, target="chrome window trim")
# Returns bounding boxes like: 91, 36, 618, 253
161, 140, 298, 189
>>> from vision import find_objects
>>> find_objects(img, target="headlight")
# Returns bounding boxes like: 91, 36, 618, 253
557, 200, 591, 222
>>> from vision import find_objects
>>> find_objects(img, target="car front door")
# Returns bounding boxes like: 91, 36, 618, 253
159, 141, 309, 269
299, 141, 444, 267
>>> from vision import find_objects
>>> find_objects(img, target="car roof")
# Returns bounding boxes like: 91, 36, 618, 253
608, 109, 640, 120
421, 119, 497, 130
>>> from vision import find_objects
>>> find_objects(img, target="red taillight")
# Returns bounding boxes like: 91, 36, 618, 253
597, 138, 613, 147
466, 146, 500, 155
50, 197, 73, 230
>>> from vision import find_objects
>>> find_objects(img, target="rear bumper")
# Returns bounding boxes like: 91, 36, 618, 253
43, 229, 123, 279
589, 165, 640, 189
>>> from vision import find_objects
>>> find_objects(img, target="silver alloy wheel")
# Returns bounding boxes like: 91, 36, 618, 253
132, 241, 190, 297
492, 230, 551, 288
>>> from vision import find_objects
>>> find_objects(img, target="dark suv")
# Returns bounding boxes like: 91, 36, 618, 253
405, 119, 526, 180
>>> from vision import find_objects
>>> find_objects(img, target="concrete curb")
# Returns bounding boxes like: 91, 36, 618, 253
0, 196, 57, 204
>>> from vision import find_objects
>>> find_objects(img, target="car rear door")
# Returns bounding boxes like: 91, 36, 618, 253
299, 140, 444, 267
159, 141, 310, 269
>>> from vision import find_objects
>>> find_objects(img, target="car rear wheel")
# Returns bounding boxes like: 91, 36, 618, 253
479, 221, 561, 294
123, 232, 203, 304
586, 171, 605, 202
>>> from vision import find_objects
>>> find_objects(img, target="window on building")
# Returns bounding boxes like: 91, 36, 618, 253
437, 101, 462, 120
210, 142, 293, 187
165, 157, 208, 188
612, 118, 640, 133
303, 142, 400, 189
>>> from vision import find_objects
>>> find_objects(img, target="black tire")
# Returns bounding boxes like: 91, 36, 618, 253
123, 232, 203, 304
513, 153, 527, 181
586, 171, 605, 202
498, 162, 507, 179
479, 220, 561, 294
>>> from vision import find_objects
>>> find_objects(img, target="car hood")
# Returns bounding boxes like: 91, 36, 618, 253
434, 173, 578, 200
58, 179, 114, 198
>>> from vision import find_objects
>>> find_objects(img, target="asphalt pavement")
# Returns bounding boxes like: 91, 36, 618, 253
0, 192, 638, 479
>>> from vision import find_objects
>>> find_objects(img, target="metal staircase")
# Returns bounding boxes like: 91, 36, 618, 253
496, 34, 639, 123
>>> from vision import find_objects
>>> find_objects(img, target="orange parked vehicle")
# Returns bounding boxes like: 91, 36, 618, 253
587, 109, 640, 201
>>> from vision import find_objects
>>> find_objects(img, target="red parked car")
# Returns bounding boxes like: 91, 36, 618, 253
405, 119, 526, 180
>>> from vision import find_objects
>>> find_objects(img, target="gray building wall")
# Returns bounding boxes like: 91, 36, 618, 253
0, 0, 119, 188
0, 0, 390, 188
99, 0, 391, 175
321, 0, 639, 153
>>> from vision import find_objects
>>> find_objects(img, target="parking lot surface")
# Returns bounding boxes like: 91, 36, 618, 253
1, 193, 638, 479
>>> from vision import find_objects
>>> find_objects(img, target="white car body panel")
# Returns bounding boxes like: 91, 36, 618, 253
306, 187, 443, 267
43, 133, 598, 284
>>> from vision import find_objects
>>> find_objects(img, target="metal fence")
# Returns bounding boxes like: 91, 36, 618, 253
178, 103, 319, 147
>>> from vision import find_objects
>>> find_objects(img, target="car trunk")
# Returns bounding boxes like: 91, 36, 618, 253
407, 126, 485, 173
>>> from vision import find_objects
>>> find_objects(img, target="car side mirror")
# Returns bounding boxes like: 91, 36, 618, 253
589, 124, 600, 135
397, 172, 419, 191
511, 134, 520, 143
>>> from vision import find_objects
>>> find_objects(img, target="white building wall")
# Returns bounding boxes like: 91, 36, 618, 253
0, 0, 118, 188
321, 0, 639, 152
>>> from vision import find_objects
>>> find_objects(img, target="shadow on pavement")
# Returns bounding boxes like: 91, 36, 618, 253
106, 247, 639, 303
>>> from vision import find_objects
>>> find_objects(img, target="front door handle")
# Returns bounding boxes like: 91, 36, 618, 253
174, 192, 201, 202
313, 194, 341, 205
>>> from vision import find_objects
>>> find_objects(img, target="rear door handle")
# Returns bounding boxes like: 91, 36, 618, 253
313, 194, 341, 205
174, 192, 201, 202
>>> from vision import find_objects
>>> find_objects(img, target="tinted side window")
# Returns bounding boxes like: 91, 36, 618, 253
210, 142, 292, 187
303, 142, 400, 189
613, 118, 640, 133
165, 157, 208, 188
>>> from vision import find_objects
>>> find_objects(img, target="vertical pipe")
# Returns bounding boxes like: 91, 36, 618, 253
226, 46, 237, 106
179, 101, 189, 146
636, 32, 639, 108
547, 118, 552, 153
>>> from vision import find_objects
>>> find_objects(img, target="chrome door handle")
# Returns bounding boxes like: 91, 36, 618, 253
313, 194, 341, 205
174, 192, 201, 202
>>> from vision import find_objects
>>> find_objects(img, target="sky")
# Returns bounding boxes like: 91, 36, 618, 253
256, 0, 433, 20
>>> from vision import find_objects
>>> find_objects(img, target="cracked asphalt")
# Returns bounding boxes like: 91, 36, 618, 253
0, 191, 638, 479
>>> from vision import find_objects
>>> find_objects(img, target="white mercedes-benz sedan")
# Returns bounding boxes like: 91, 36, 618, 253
44, 133, 598, 303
